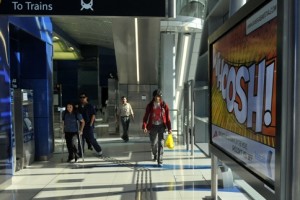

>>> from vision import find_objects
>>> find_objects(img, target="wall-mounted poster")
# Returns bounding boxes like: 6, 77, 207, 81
210, 0, 277, 186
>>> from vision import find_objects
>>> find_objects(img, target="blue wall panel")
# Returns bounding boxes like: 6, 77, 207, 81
9, 17, 52, 44
8, 17, 54, 160
34, 117, 53, 157
0, 16, 13, 189
0, 15, 53, 189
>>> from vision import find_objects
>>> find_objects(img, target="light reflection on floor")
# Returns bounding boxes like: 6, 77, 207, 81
0, 136, 251, 200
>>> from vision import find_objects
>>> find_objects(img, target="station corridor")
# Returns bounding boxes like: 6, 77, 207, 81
0, 128, 252, 200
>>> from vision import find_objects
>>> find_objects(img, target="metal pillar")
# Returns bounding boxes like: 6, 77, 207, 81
190, 80, 195, 156
278, 0, 300, 199
184, 82, 189, 150
211, 154, 218, 200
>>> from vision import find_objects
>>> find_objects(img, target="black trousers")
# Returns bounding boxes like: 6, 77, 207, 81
120, 116, 130, 141
78, 126, 102, 154
149, 124, 165, 164
64, 132, 79, 159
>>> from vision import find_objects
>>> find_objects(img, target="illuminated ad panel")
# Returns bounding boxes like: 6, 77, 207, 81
210, 0, 277, 183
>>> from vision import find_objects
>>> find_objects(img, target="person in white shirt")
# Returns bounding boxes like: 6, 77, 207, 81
117, 96, 134, 142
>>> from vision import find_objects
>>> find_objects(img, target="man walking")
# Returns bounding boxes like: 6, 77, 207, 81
117, 96, 134, 142
78, 92, 103, 157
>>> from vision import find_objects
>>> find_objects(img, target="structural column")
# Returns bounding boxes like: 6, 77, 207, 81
160, 32, 176, 109
160, 32, 177, 130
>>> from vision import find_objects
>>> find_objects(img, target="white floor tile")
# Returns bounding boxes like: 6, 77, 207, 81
0, 136, 253, 200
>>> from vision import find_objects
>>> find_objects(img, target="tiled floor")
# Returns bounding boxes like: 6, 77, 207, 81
0, 133, 251, 200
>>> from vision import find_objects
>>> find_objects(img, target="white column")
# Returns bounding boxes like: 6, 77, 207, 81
160, 32, 176, 110
160, 32, 178, 132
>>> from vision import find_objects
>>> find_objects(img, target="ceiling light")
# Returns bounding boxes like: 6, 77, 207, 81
135, 18, 140, 84
178, 34, 191, 87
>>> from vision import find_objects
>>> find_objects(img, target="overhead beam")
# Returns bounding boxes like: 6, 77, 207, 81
0, 0, 168, 17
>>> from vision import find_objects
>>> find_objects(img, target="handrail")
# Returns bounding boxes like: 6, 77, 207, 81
169, 109, 180, 142
194, 116, 208, 123
193, 86, 208, 91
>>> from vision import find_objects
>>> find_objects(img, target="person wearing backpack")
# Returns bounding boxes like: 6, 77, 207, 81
62, 102, 85, 162
142, 89, 172, 167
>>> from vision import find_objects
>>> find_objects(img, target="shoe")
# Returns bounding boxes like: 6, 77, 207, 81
158, 163, 163, 167
98, 151, 103, 156
74, 154, 78, 162
125, 139, 129, 143
153, 155, 157, 161
67, 158, 73, 162
88, 146, 93, 151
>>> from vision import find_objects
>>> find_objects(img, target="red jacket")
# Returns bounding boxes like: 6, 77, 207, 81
142, 100, 172, 132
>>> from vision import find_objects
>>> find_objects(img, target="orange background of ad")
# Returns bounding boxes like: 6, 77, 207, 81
211, 18, 277, 147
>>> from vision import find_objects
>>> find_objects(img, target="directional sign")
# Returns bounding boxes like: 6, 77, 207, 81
0, 0, 167, 17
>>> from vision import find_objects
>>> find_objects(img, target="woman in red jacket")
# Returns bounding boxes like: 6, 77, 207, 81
142, 89, 172, 167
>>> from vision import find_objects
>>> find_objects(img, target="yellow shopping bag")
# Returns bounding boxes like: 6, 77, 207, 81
165, 134, 174, 149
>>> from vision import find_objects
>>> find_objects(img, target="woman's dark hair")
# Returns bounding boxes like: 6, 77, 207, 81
65, 102, 77, 113
153, 89, 162, 97
66, 101, 74, 107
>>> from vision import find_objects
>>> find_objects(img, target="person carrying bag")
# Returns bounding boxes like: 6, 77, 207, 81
142, 89, 172, 167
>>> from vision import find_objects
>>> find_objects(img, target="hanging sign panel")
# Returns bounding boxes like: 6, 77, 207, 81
0, 0, 166, 17
210, 0, 277, 186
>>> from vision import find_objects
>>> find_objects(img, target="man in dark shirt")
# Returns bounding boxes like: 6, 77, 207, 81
78, 92, 103, 157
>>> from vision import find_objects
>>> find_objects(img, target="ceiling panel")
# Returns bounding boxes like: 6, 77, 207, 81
52, 16, 161, 85
51, 16, 114, 49
50, 14, 202, 85
112, 18, 160, 85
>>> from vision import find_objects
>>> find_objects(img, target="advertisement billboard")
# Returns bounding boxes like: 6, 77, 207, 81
209, 0, 277, 187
